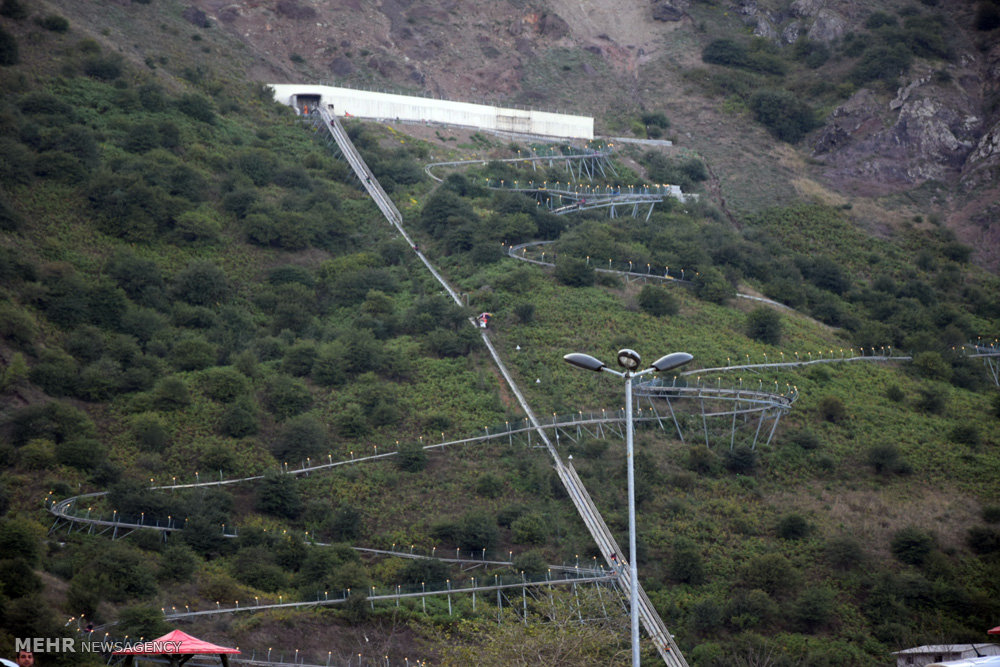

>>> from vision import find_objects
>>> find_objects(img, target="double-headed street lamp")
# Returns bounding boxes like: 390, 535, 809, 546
564, 348, 693, 666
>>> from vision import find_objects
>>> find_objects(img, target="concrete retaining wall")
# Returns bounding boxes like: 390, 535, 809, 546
268, 84, 593, 140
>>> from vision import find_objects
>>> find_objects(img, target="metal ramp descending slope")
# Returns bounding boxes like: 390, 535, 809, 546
318, 109, 689, 666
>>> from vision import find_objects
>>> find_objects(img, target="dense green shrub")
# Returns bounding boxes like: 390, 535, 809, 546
396, 441, 427, 472
637, 284, 679, 317
694, 267, 734, 303
200, 367, 249, 403
158, 543, 198, 581
256, 471, 302, 519
6, 401, 96, 446
108, 252, 167, 308
116, 604, 170, 641
170, 335, 217, 371
511, 512, 547, 545
791, 586, 836, 632
475, 473, 503, 498
554, 257, 594, 287
817, 396, 846, 423
399, 557, 450, 585
0, 0, 28, 19
745, 307, 782, 344
172, 261, 229, 306
176, 93, 215, 123
83, 55, 124, 81
776, 513, 811, 540
456, 511, 499, 553
669, 538, 706, 584
748, 89, 819, 143
513, 302, 536, 323
263, 374, 312, 420
702, 39, 787, 75
272, 414, 326, 462
967, 526, 1000, 554
850, 44, 912, 85
217, 398, 259, 438
419, 189, 475, 236
687, 446, 721, 475
324, 505, 362, 542
740, 553, 800, 599
865, 11, 897, 29
890, 526, 935, 566
0, 26, 19, 66
37, 14, 69, 31
724, 446, 757, 474
152, 376, 190, 410
282, 341, 318, 376
54, 436, 105, 470
914, 386, 946, 414
333, 401, 367, 438
912, 351, 952, 381
976, 2, 1000, 30
867, 443, 910, 475
825, 536, 865, 571
28, 349, 79, 396
0, 302, 37, 348
792, 39, 830, 68
132, 416, 169, 452
950, 423, 981, 446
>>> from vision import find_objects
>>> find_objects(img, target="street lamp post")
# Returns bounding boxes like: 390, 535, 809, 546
564, 348, 693, 666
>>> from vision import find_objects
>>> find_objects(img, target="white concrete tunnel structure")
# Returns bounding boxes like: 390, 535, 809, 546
268, 84, 594, 140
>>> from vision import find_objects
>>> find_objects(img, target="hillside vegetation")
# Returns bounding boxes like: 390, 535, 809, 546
1, 1, 999, 666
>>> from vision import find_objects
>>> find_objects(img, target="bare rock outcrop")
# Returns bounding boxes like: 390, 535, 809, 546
814, 71, 984, 191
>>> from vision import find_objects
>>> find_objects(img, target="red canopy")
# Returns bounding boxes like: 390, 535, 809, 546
989, 625, 1000, 635
113, 630, 239, 655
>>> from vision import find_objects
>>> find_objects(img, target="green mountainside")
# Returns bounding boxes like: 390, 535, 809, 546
1, 0, 1000, 665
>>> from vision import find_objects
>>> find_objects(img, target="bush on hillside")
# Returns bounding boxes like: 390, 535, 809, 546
396, 441, 427, 472
0, 26, 19, 66
776, 513, 812, 540
176, 93, 215, 123
702, 39, 787, 75
456, 512, 499, 553
173, 261, 229, 306
976, 2, 1000, 30
217, 398, 259, 438
37, 14, 69, 31
867, 443, 911, 476
0, 0, 28, 19
324, 505, 362, 542
748, 89, 819, 143
83, 55, 124, 81
850, 44, 912, 85
669, 538, 706, 584
272, 414, 326, 462
554, 257, 594, 287
152, 376, 190, 410
745, 307, 782, 344
263, 374, 312, 421
256, 471, 302, 519
890, 526, 935, 566
694, 267, 735, 303
511, 512, 547, 545
638, 284, 679, 317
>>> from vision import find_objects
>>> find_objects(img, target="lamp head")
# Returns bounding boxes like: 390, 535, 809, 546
649, 351, 693, 372
563, 352, 606, 372
616, 348, 641, 372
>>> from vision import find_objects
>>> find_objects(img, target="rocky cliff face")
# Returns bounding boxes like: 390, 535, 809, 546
736, 0, 999, 266
180, 0, 998, 266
